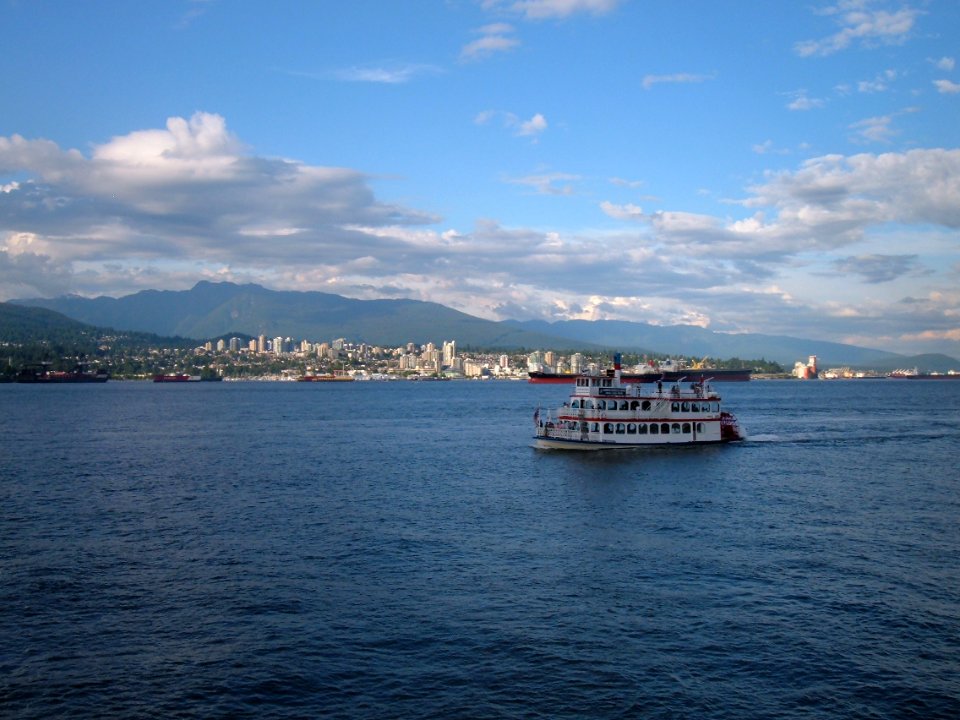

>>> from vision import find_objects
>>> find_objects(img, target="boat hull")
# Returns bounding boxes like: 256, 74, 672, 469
532, 435, 730, 450
16, 373, 109, 383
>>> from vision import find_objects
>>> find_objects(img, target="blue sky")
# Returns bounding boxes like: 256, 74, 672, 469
2, 0, 959, 357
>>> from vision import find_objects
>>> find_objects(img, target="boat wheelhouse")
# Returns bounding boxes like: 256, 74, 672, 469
533, 353, 743, 450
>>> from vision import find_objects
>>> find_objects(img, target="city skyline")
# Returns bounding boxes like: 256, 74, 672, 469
2, 0, 959, 357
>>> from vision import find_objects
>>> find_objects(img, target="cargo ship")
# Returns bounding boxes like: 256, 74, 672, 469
297, 372, 354, 382
16, 362, 109, 383
888, 368, 960, 380
528, 358, 751, 384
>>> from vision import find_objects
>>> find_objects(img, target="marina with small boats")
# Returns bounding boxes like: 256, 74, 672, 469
533, 354, 743, 450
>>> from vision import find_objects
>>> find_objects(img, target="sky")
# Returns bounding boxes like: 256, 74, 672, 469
1, 0, 959, 357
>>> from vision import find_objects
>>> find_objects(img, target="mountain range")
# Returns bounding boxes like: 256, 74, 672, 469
10, 281, 960, 371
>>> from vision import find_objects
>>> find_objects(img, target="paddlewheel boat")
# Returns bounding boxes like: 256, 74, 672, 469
533, 353, 744, 450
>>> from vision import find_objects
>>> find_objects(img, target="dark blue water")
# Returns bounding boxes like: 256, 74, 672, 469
2, 380, 959, 719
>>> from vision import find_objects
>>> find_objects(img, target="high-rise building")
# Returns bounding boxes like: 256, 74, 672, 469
258, 334, 267, 354
443, 340, 457, 367
571, 353, 583, 374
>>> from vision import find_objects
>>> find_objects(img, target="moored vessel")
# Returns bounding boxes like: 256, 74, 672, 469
888, 368, 960, 380
297, 372, 354, 382
153, 373, 223, 382
533, 354, 744, 450
16, 362, 109, 383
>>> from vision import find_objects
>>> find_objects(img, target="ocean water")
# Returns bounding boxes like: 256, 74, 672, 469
1, 379, 958, 719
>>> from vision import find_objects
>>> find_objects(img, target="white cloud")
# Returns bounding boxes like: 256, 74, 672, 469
507, 171, 578, 195
849, 115, 896, 143
331, 63, 443, 84
600, 201, 644, 220
642, 73, 714, 90
461, 23, 520, 62
931, 56, 955, 71
795, 1, 921, 57
786, 91, 826, 111
934, 79, 960, 94
475, 110, 549, 139
484, 0, 623, 20
3, 115, 959, 355
518, 113, 548, 137
858, 68, 897, 92
0, 112, 440, 298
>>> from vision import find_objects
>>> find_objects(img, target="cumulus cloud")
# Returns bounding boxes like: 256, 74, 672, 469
934, 79, 960, 94
517, 113, 548, 137
3, 114, 959, 355
475, 110, 549, 139
795, 1, 921, 57
786, 90, 826, 111
0, 112, 439, 298
931, 56, 955, 71
744, 149, 960, 231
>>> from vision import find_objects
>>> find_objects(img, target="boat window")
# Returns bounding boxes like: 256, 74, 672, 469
631, 401, 640, 410
641, 401, 651, 411
627, 423, 636, 434
662, 423, 671, 434
696, 423, 704, 433
672, 423, 681, 434
690, 402, 699, 412
596, 399, 605, 410
713, 402, 720, 413
585, 400, 595, 409
591, 423, 600, 433
639, 424, 648, 434
571, 399, 580, 409
618, 401, 627, 410
681, 402, 690, 412
649, 424, 658, 435
616, 423, 625, 434
604, 423, 614, 434
682, 423, 691, 434
671, 402, 679, 412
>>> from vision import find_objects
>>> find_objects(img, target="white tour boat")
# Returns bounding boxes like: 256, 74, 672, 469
533, 353, 744, 450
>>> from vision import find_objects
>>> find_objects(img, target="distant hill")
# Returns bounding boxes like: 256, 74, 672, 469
11, 282, 959, 370
0, 301, 193, 349
12, 281, 595, 351
0, 302, 100, 343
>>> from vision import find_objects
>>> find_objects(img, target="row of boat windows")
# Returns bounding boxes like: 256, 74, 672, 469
555, 421, 708, 435
569, 399, 720, 413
